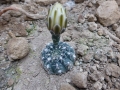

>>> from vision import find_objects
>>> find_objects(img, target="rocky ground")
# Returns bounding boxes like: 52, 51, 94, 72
0, 0, 120, 90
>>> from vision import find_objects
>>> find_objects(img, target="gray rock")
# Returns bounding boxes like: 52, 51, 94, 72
82, 52, 94, 63
10, 23, 28, 37
71, 72, 88, 88
93, 81, 102, 90
89, 71, 104, 82
7, 78, 14, 87
77, 44, 89, 56
87, 14, 97, 22
112, 24, 118, 31
7, 37, 29, 60
90, 66, 97, 73
94, 53, 107, 62
62, 32, 71, 41
97, 28, 104, 36
96, 1, 120, 26
88, 22, 97, 32
60, 83, 76, 90
105, 64, 120, 77
78, 14, 85, 23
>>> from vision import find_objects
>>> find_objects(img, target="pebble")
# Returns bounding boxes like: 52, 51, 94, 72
93, 81, 102, 90
97, 29, 104, 36
87, 14, 97, 22
78, 14, 85, 23
7, 78, 14, 87
71, 72, 88, 88
7, 37, 29, 60
88, 22, 97, 32
75, 61, 80, 66
105, 64, 120, 77
82, 52, 94, 63
112, 24, 118, 31
77, 44, 89, 56
60, 83, 76, 90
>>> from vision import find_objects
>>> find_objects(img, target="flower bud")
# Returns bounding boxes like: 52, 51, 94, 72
47, 2, 67, 35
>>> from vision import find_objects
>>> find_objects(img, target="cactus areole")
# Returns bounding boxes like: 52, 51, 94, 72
41, 2, 76, 75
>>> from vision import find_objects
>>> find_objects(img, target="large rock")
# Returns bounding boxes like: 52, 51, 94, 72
7, 37, 29, 60
60, 83, 76, 90
105, 64, 120, 77
71, 72, 88, 88
96, 1, 120, 26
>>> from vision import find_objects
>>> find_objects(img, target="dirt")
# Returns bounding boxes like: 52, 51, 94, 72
0, 0, 120, 90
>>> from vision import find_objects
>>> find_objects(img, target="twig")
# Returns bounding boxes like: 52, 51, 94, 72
104, 29, 120, 44
0, 4, 46, 20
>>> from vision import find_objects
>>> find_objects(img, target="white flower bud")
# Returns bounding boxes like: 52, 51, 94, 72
47, 2, 67, 34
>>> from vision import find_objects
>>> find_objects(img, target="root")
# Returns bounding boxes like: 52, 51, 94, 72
104, 30, 120, 44
0, 4, 45, 20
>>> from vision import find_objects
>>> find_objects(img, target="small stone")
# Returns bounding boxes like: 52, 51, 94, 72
96, 1, 120, 26
105, 76, 112, 87
2, 13, 11, 22
87, 14, 97, 22
62, 32, 71, 41
66, 79, 71, 83
90, 66, 97, 73
88, 22, 97, 32
87, 2, 93, 7
93, 81, 102, 90
78, 14, 85, 23
105, 64, 120, 77
7, 87, 12, 90
97, 29, 104, 36
112, 24, 118, 31
82, 52, 94, 63
89, 71, 104, 82
9, 11, 22, 17
77, 44, 89, 56
115, 26, 120, 39
7, 37, 29, 60
10, 23, 28, 37
7, 78, 14, 86
94, 53, 107, 62
60, 83, 76, 90
75, 61, 80, 66
71, 72, 88, 88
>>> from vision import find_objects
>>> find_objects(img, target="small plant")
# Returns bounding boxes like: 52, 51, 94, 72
26, 22, 36, 35
41, 2, 76, 75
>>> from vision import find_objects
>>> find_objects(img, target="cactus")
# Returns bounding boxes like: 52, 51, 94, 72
41, 2, 76, 75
